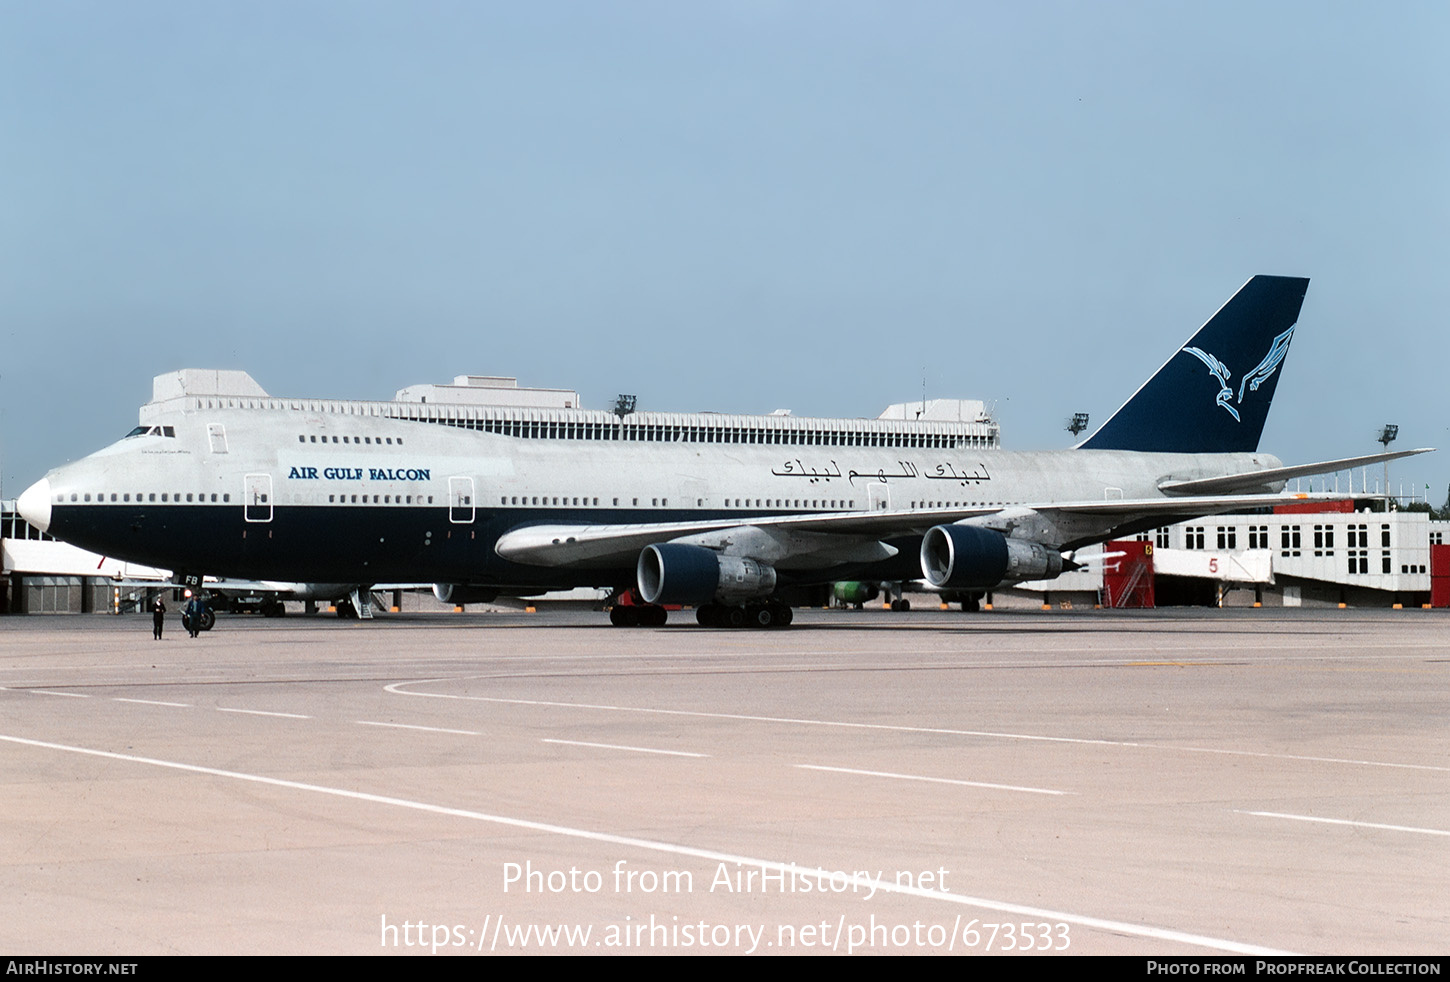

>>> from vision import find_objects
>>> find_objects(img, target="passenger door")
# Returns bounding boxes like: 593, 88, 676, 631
449, 476, 475, 524
868, 482, 891, 511
243, 473, 273, 523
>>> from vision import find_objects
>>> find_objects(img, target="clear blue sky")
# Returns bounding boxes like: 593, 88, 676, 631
3, 2, 1447, 501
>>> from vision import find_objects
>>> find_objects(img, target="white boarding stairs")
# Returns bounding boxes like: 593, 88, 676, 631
350, 588, 374, 619
1112, 561, 1148, 608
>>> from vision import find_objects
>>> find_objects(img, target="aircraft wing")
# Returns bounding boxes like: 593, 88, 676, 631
1157, 448, 1434, 496
494, 492, 1342, 569
495, 510, 982, 567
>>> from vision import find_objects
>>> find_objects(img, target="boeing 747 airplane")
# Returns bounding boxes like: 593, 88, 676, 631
16, 276, 1429, 627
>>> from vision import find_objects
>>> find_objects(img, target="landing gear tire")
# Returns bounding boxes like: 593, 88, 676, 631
335, 599, 357, 619
199, 608, 216, 632
961, 595, 981, 613
611, 605, 667, 627
890, 598, 911, 612
263, 599, 286, 618
697, 602, 791, 628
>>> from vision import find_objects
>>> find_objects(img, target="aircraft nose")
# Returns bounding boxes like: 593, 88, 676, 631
17, 477, 52, 533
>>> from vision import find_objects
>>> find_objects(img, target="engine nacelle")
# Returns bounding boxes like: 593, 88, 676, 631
637, 544, 778, 606
432, 583, 501, 606
920, 524, 1063, 589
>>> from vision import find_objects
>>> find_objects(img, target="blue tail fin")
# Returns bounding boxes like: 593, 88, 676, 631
1079, 275, 1309, 453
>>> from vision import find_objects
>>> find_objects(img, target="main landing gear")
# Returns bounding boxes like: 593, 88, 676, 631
606, 600, 794, 628
609, 604, 668, 627
695, 601, 793, 629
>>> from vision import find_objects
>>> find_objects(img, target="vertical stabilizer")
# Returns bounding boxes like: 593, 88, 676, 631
1080, 275, 1309, 453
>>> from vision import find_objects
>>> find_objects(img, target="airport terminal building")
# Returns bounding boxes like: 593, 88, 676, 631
1014, 502, 1447, 610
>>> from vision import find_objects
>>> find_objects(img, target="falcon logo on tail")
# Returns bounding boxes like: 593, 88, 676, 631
1182, 326, 1295, 423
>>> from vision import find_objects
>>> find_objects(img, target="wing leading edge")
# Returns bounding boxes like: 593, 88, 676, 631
494, 491, 1348, 570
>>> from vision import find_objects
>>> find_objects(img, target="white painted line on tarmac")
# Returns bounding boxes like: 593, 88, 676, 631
0, 731, 1293, 956
386, 680, 1450, 774
1186, 746, 1450, 772
797, 764, 1072, 796
28, 689, 89, 699
357, 720, 481, 736
542, 738, 708, 758
1238, 810, 1450, 838
114, 698, 191, 708
216, 707, 312, 719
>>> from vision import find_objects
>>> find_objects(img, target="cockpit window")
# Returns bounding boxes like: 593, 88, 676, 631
124, 425, 175, 438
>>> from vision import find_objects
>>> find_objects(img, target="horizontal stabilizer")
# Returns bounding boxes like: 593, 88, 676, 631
1157, 448, 1434, 496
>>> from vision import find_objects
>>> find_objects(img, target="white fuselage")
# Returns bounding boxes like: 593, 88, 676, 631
21, 398, 1281, 592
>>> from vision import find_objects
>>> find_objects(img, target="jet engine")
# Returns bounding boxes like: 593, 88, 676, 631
432, 583, 501, 606
920, 525, 1063, 590
637, 544, 778, 606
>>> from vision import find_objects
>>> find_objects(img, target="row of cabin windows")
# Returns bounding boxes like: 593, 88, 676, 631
59, 490, 862, 511
494, 497, 867, 510
423, 416, 992, 448
64, 491, 456, 507
488, 497, 1022, 511
298, 434, 403, 445
66, 492, 443, 506
64, 491, 1021, 512
68, 492, 231, 504
910, 500, 1017, 509
327, 494, 434, 505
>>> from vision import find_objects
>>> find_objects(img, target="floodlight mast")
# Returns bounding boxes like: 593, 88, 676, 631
1378, 424, 1399, 508
1066, 412, 1090, 439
